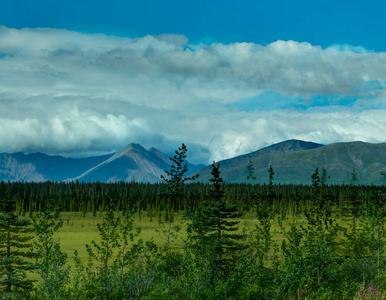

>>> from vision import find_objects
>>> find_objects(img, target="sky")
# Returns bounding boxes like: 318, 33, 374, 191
0, 0, 386, 164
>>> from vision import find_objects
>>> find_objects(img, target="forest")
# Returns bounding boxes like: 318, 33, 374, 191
1, 145, 386, 299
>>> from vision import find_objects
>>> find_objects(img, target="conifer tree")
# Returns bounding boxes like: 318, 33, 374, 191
320, 167, 330, 186
268, 165, 274, 197
246, 156, 256, 182
350, 167, 358, 186
187, 162, 246, 288
245, 156, 257, 212
161, 143, 198, 197
0, 198, 35, 294
311, 167, 321, 194
161, 143, 198, 245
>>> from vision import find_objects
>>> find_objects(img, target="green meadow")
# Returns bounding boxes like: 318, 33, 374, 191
53, 210, 343, 266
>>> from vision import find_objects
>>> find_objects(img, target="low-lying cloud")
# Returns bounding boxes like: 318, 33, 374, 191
0, 26, 385, 164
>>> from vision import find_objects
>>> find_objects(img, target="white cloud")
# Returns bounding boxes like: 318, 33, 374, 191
0, 26, 385, 163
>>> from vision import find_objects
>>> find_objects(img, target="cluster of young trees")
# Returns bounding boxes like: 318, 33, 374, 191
0, 144, 386, 299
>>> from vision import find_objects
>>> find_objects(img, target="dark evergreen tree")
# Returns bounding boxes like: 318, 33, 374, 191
320, 167, 330, 186
0, 198, 35, 294
187, 162, 246, 288
311, 167, 321, 194
161, 143, 197, 245
268, 165, 274, 197
350, 167, 358, 186
160, 143, 198, 197
246, 156, 256, 182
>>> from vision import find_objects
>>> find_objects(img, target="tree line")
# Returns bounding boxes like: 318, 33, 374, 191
0, 180, 384, 218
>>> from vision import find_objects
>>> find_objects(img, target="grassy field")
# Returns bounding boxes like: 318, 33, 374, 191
55, 211, 191, 264
52, 210, 311, 267
21, 209, 356, 295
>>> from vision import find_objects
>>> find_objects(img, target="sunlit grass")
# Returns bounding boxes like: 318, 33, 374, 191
51, 210, 352, 264
25, 209, 355, 283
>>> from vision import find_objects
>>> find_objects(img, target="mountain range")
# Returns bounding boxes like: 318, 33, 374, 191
194, 140, 386, 185
0, 140, 385, 185
0, 143, 202, 184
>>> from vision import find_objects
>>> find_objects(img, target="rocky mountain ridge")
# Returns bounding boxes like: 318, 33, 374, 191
1, 140, 385, 185
194, 140, 386, 185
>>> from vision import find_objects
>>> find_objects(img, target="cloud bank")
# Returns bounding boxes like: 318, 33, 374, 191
0, 26, 385, 164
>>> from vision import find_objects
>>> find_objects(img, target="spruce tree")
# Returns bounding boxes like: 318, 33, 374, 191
245, 156, 257, 212
0, 198, 35, 294
268, 165, 274, 197
187, 162, 246, 288
246, 156, 256, 182
161, 143, 197, 245
161, 143, 198, 197
320, 167, 330, 186
350, 167, 358, 186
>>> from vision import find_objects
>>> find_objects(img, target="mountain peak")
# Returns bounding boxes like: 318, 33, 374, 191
124, 143, 146, 151
261, 139, 324, 154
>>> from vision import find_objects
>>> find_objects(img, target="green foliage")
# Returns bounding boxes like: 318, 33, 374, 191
246, 156, 256, 182
74, 193, 162, 299
161, 143, 198, 197
187, 162, 246, 289
273, 168, 345, 298
85, 194, 121, 297
321, 167, 330, 186
351, 167, 358, 186
161, 143, 198, 245
311, 167, 321, 193
2, 178, 386, 298
0, 198, 35, 295
365, 192, 386, 283
268, 165, 274, 197
32, 199, 70, 299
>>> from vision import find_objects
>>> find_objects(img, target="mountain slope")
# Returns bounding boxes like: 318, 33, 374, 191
194, 140, 324, 181
0, 143, 201, 183
0, 152, 112, 182
67, 143, 174, 183
194, 140, 386, 185
1, 140, 385, 184
149, 147, 204, 175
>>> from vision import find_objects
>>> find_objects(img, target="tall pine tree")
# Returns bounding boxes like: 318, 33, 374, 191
187, 162, 246, 288
0, 198, 35, 294
161, 143, 198, 244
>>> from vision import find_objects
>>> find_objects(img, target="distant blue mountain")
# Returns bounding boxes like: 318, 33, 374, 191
0, 151, 112, 182
0, 144, 203, 183
1, 140, 385, 184
193, 140, 386, 185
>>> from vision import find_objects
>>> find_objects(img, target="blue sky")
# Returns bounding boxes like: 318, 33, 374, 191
2, 0, 386, 50
0, 1, 385, 163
